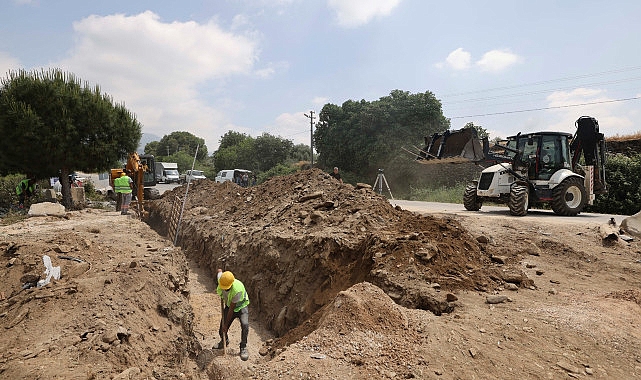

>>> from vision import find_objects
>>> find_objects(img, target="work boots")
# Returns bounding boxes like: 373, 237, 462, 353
240, 347, 249, 361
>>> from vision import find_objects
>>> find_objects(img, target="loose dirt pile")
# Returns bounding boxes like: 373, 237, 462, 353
1, 168, 641, 379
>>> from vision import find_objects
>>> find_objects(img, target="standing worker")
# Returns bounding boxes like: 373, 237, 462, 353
114, 171, 133, 215
214, 269, 250, 361
16, 177, 35, 208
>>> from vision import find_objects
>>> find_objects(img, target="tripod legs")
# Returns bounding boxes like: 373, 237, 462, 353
373, 173, 394, 200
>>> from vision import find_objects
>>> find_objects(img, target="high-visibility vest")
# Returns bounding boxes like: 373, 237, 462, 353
217, 280, 250, 312
16, 179, 34, 195
114, 176, 132, 194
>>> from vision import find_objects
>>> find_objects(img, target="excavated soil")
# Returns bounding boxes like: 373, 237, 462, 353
1, 168, 641, 379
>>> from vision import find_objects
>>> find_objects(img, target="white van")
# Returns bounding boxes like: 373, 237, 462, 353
215, 169, 253, 186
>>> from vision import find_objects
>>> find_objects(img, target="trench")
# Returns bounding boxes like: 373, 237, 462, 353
143, 171, 500, 376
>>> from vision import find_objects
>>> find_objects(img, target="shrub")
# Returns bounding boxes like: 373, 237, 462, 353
586, 154, 641, 215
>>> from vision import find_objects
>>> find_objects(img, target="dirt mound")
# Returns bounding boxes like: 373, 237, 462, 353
0, 211, 198, 379
148, 169, 512, 339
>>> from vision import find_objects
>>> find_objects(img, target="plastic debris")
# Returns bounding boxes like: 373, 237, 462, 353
37, 255, 61, 287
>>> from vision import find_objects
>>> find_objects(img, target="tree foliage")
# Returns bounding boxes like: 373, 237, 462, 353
0, 69, 141, 207
314, 90, 449, 184
155, 131, 207, 160
144, 141, 159, 155
212, 131, 296, 174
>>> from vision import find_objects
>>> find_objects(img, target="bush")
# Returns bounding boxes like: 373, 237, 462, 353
407, 182, 468, 203
256, 164, 299, 184
586, 154, 641, 215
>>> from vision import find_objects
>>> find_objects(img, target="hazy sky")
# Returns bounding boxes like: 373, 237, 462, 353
2, 0, 640, 153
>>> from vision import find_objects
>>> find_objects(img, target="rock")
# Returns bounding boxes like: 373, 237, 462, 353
501, 271, 523, 284
548, 288, 558, 295
102, 330, 119, 344
53, 245, 72, 254
585, 367, 594, 375
28, 202, 66, 217
486, 295, 508, 304
621, 211, 641, 238
491, 255, 508, 264
298, 192, 323, 202
476, 235, 490, 244
65, 262, 91, 278
505, 283, 519, 291
355, 183, 372, 190
525, 242, 541, 256
415, 244, 438, 262
556, 360, 580, 374
536, 270, 544, 276
446, 293, 458, 302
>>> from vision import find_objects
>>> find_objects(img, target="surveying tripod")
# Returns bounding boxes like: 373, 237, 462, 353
373, 169, 394, 200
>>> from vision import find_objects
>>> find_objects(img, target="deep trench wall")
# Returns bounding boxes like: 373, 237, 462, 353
173, 220, 374, 337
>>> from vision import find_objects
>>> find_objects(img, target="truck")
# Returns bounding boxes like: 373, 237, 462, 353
180, 169, 206, 184
415, 116, 607, 216
155, 162, 180, 183
215, 169, 253, 186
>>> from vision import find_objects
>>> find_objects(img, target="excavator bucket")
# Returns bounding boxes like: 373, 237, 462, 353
414, 127, 485, 164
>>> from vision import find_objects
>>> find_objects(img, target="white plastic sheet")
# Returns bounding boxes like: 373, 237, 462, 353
37, 255, 61, 287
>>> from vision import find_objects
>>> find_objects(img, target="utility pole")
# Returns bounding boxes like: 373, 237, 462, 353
304, 111, 315, 166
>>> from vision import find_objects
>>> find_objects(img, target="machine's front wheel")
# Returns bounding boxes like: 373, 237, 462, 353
551, 177, 587, 216
508, 183, 529, 216
463, 182, 482, 211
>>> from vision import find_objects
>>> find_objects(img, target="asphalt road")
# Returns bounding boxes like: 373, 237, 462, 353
390, 200, 625, 226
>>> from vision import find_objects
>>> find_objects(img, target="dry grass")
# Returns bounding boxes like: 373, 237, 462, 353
607, 131, 641, 142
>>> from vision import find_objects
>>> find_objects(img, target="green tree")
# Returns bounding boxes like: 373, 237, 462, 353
144, 141, 159, 155
290, 143, 312, 162
156, 131, 207, 160
219, 131, 250, 150
0, 69, 141, 207
253, 133, 293, 171
314, 90, 449, 186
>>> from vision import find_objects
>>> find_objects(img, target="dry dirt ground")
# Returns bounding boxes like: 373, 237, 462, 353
1, 168, 641, 379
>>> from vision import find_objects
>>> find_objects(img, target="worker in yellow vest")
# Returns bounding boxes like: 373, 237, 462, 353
214, 269, 250, 361
16, 178, 35, 208
114, 171, 133, 215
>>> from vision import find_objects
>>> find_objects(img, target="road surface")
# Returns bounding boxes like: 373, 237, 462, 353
391, 200, 625, 226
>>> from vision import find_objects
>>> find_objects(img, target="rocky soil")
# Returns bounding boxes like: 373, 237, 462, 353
1, 168, 640, 379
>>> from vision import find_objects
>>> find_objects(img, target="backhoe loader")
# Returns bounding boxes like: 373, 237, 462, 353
415, 116, 607, 216
109, 152, 159, 216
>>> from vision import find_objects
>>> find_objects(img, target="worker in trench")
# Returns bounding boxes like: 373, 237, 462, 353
214, 269, 250, 361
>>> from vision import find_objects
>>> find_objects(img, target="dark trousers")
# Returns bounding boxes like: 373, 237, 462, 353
219, 306, 249, 349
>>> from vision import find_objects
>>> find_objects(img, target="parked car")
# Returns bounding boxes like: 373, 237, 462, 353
180, 169, 206, 184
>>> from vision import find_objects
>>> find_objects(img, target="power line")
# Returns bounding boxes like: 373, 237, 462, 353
449, 96, 641, 119
441, 65, 641, 97
443, 76, 641, 106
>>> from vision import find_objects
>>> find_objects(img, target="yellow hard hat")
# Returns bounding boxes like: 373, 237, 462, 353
120, 172, 126, 176
219, 271, 235, 290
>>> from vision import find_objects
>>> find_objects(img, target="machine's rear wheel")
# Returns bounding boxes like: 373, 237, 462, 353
463, 182, 482, 211
508, 183, 529, 216
551, 177, 587, 216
